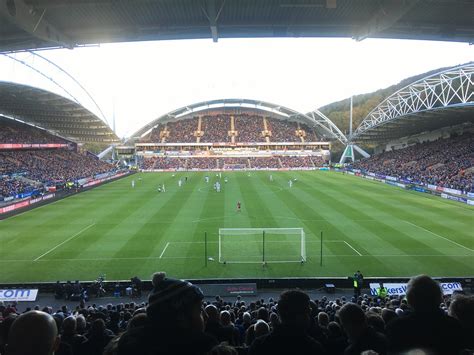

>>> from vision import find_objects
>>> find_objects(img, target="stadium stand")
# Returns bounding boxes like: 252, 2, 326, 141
186, 157, 219, 170
141, 157, 183, 170
234, 114, 266, 143
0, 274, 471, 355
349, 133, 474, 193
0, 118, 116, 200
280, 156, 315, 168
166, 118, 199, 143
266, 119, 300, 143
0, 116, 67, 144
201, 115, 231, 143
249, 157, 281, 169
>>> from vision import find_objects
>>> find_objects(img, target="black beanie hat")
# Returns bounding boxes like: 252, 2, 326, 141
147, 272, 204, 321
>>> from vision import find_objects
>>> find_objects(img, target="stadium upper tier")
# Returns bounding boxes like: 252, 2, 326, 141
0, 81, 119, 144
1, 0, 473, 52
139, 113, 322, 145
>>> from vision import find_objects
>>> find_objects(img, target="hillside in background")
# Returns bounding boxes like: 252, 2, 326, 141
318, 64, 466, 136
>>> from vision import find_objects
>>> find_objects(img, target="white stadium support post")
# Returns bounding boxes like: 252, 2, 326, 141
218, 228, 306, 264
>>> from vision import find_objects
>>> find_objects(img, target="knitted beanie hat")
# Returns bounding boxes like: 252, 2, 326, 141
147, 272, 204, 321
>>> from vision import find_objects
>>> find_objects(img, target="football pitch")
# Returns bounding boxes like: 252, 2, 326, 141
0, 171, 473, 283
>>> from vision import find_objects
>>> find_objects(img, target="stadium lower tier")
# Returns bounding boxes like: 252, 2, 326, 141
139, 155, 326, 170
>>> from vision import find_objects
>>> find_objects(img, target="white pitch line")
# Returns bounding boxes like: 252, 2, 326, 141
344, 241, 363, 256
1, 254, 472, 263
34, 223, 95, 261
404, 221, 474, 252
159, 242, 170, 259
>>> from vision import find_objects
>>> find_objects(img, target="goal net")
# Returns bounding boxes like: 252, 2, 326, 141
218, 228, 306, 264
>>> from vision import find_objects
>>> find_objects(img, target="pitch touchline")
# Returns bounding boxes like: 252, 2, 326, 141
404, 221, 473, 252
33, 223, 96, 261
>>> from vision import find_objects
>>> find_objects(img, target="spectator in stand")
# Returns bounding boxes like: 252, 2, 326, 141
337, 303, 387, 355
249, 290, 325, 354
267, 119, 300, 143
0, 116, 67, 144
249, 157, 281, 169
60, 316, 87, 355
201, 115, 230, 143
117, 272, 217, 355
166, 118, 199, 143
449, 294, 474, 350
350, 133, 474, 192
235, 114, 265, 143
386, 274, 467, 354
6, 310, 59, 355
140, 157, 182, 170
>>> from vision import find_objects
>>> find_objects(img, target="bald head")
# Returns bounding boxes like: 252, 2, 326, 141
7, 311, 59, 355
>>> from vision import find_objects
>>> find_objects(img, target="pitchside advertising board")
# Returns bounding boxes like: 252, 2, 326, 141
0, 289, 38, 302
369, 282, 463, 296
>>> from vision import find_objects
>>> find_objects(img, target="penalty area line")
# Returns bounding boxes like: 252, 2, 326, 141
344, 241, 363, 256
159, 242, 170, 259
34, 223, 96, 261
404, 221, 473, 252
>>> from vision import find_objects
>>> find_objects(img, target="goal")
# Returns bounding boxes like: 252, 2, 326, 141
218, 228, 306, 264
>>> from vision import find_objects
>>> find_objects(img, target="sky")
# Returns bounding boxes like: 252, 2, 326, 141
0, 38, 472, 138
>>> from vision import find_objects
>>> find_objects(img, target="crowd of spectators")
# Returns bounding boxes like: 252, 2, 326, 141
137, 114, 320, 144
350, 133, 474, 192
249, 157, 281, 169
186, 158, 219, 170
201, 116, 231, 143
142, 124, 166, 143
280, 156, 314, 168
140, 157, 183, 170
0, 177, 38, 199
267, 120, 300, 143
0, 274, 472, 355
0, 117, 67, 145
140, 156, 327, 171
0, 149, 114, 185
234, 115, 265, 143
166, 118, 199, 143
221, 158, 250, 169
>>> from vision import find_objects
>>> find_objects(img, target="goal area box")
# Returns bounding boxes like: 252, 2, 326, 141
218, 228, 306, 264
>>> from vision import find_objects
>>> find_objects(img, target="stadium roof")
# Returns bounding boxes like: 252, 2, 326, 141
128, 98, 348, 144
352, 63, 474, 143
0, 81, 119, 143
1, 0, 473, 53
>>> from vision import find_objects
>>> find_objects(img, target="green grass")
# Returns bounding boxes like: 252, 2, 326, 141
0, 171, 473, 283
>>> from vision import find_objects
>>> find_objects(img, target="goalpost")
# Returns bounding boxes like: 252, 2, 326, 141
218, 228, 306, 264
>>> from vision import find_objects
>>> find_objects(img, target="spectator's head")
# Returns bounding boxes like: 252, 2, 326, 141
205, 304, 219, 322
257, 306, 269, 322
127, 313, 147, 330
317, 311, 329, 327
242, 312, 251, 324
254, 319, 270, 338
338, 303, 367, 342
220, 310, 231, 326
147, 272, 204, 332
366, 313, 385, 333
448, 294, 474, 331
327, 321, 343, 337
208, 343, 238, 355
406, 275, 442, 312
61, 316, 76, 334
277, 290, 311, 328
6, 310, 59, 355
